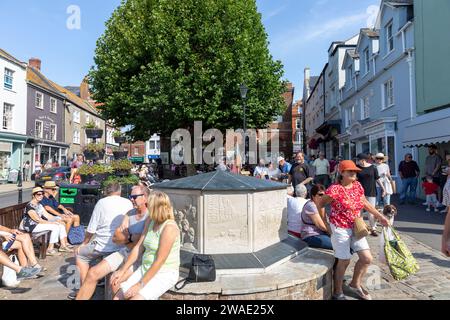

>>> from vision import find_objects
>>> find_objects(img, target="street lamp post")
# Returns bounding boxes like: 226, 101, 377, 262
239, 84, 249, 165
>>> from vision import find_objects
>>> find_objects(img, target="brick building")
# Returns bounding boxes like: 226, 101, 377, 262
292, 100, 303, 155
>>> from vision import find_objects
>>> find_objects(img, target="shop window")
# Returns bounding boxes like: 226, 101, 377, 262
387, 136, 396, 175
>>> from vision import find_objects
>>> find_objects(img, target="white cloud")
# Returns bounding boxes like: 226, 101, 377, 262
366, 5, 380, 28
263, 5, 288, 22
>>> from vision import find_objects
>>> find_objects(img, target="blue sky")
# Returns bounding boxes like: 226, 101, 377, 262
0, 0, 380, 101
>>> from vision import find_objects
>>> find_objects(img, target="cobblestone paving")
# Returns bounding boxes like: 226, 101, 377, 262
1, 231, 449, 300
344, 231, 450, 300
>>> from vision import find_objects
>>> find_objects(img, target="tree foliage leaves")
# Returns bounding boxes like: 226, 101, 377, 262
90, 0, 287, 140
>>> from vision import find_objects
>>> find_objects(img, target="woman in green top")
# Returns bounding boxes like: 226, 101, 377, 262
111, 191, 180, 300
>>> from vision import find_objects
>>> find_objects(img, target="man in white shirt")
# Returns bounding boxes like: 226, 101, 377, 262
253, 159, 268, 179
287, 184, 309, 238
71, 182, 133, 299
312, 152, 330, 187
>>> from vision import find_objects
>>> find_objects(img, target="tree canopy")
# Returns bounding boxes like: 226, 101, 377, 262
90, 0, 287, 141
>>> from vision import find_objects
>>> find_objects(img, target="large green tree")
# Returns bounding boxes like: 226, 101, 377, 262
90, 0, 287, 141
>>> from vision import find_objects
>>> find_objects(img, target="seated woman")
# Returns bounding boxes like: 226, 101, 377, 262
19, 187, 73, 256
0, 225, 43, 272
299, 184, 333, 250
111, 191, 180, 300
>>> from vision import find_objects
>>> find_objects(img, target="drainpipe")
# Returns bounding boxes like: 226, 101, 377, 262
406, 48, 415, 120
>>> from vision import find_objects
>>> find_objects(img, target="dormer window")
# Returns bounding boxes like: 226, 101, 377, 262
364, 48, 370, 74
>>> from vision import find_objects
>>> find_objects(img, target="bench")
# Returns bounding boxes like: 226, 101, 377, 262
0, 203, 50, 259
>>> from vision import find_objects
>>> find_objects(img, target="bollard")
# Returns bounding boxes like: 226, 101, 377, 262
17, 170, 23, 204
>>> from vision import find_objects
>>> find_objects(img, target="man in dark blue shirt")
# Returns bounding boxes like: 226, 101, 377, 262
41, 181, 81, 235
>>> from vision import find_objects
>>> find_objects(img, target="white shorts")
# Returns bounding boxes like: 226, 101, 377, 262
330, 223, 370, 260
104, 249, 129, 272
120, 268, 179, 300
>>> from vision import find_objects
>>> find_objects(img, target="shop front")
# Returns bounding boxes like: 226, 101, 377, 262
0, 132, 27, 182
338, 118, 398, 175
29, 139, 69, 172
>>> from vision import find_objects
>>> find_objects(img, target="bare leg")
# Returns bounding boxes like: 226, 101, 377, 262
73, 215, 80, 227
113, 288, 125, 300
349, 250, 373, 289
15, 233, 38, 266
10, 241, 27, 266
76, 260, 111, 300
0, 251, 21, 273
333, 259, 350, 295
111, 268, 133, 297
76, 259, 91, 285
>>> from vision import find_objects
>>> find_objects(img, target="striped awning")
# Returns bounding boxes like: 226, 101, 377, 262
402, 108, 450, 147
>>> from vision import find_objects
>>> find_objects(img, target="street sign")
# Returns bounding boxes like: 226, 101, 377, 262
148, 155, 160, 160
129, 156, 144, 162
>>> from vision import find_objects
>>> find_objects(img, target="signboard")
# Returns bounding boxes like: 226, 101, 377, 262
129, 156, 145, 163
60, 197, 75, 204
60, 188, 78, 197
148, 155, 160, 160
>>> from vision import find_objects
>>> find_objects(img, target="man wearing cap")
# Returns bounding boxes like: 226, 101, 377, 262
356, 153, 386, 237
41, 181, 81, 235
278, 156, 292, 182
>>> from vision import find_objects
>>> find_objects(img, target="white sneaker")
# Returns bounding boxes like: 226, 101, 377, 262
426, 208, 430, 212
422, 202, 428, 206
434, 208, 439, 212
441, 209, 448, 213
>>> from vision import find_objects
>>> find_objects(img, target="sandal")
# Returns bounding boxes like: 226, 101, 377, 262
58, 246, 74, 253
46, 249, 61, 256
346, 285, 372, 300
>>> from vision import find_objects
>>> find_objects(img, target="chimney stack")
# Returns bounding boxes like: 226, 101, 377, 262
29, 58, 41, 71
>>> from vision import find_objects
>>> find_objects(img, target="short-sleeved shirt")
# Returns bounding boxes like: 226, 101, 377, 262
280, 162, 292, 174
21, 202, 46, 232
300, 200, 324, 239
40, 195, 60, 213
289, 163, 311, 188
422, 182, 439, 195
287, 196, 308, 234
71, 160, 83, 169
326, 181, 365, 229
312, 158, 330, 176
398, 160, 420, 178
357, 165, 379, 197
87, 195, 134, 253
425, 154, 443, 178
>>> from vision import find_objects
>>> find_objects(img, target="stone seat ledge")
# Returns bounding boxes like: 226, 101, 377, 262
166, 248, 334, 296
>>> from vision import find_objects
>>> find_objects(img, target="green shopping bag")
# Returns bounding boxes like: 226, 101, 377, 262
383, 226, 419, 281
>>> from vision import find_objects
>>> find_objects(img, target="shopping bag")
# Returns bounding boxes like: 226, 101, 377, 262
383, 226, 419, 280
379, 227, 395, 265
1, 254, 20, 287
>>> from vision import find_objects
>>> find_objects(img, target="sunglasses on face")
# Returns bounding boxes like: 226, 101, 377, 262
316, 193, 325, 197
35, 193, 44, 196
129, 194, 144, 200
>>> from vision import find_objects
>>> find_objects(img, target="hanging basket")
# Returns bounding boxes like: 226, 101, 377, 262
114, 136, 126, 144
113, 151, 129, 160
85, 129, 103, 139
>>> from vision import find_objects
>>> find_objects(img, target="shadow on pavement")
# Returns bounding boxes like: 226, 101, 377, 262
413, 252, 450, 268
395, 227, 444, 236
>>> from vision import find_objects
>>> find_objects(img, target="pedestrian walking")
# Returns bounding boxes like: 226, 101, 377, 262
398, 153, 420, 205
69, 154, 84, 184
374, 153, 393, 208
356, 153, 386, 237
312, 152, 331, 188
425, 145, 443, 203
318, 160, 389, 300
440, 157, 450, 213
23, 161, 30, 182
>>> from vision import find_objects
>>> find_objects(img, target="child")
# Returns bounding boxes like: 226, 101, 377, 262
422, 176, 440, 212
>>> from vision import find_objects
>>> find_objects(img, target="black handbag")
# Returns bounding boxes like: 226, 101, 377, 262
175, 254, 216, 290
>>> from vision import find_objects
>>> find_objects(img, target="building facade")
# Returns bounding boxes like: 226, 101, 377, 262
337, 0, 415, 178
292, 100, 303, 155
26, 59, 69, 174
0, 49, 28, 182
146, 133, 161, 163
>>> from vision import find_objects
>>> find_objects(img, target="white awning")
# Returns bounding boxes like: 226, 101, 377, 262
402, 108, 450, 147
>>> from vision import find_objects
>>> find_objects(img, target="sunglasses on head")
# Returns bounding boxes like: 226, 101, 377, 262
129, 194, 144, 200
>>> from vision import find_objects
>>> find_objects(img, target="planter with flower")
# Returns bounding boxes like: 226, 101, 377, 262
111, 159, 133, 177
83, 143, 105, 161
78, 163, 113, 184
113, 131, 126, 144
84, 121, 103, 139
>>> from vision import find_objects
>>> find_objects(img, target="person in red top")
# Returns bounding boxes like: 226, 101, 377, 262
422, 176, 440, 212
317, 160, 389, 300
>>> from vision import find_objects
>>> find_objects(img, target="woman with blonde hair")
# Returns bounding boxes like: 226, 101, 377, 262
111, 191, 180, 300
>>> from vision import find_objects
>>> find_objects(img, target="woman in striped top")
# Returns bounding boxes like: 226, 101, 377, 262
112, 191, 180, 300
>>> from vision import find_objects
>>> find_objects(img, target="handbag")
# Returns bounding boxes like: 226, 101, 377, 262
67, 225, 85, 245
2, 254, 20, 287
175, 254, 216, 290
353, 216, 369, 240
383, 226, 419, 280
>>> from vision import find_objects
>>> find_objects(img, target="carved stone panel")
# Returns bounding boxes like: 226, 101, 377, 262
203, 193, 250, 254
253, 190, 287, 251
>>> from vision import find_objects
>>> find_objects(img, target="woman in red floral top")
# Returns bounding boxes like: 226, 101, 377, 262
317, 160, 389, 300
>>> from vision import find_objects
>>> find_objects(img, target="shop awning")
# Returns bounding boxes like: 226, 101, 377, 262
316, 120, 341, 141
402, 108, 450, 147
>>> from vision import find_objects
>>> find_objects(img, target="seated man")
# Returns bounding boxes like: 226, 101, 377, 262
75, 185, 150, 300
40, 181, 81, 235
68, 182, 133, 299
0, 225, 43, 272
287, 184, 309, 238
0, 250, 41, 281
